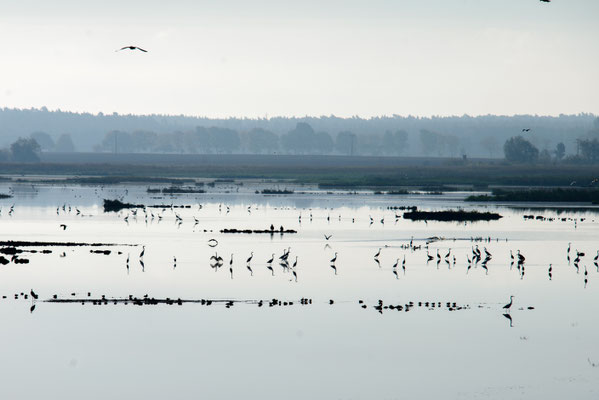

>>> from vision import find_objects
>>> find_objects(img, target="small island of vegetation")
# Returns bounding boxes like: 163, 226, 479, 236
402, 210, 503, 222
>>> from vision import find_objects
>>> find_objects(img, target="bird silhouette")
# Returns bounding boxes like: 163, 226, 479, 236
117, 46, 147, 52
503, 296, 514, 313
324, 234, 332, 241
60, 224, 67, 230
330, 252, 338, 263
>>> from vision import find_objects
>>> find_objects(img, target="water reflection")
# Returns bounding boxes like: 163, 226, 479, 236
0, 182, 599, 399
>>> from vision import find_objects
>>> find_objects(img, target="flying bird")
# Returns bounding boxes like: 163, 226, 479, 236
117, 46, 148, 53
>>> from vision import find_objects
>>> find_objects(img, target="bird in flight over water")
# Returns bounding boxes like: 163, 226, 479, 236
117, 46, 148, 53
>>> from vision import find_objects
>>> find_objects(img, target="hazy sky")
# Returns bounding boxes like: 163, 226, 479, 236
1, 0, 598, 118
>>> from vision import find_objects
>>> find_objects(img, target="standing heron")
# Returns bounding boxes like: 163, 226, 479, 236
503, 296, 514, 313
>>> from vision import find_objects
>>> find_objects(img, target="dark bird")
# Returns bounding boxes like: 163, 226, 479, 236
30, 304, 36, 313
374, 248, 382, 259
246, 252, 254, 263
247, 264, 253, 276
522, 128, 531, 132
30, 289, 38, 300
503, 295, 514, 312
60, 224, 67, 230
324, 234, 332, 241
117, 46, 148, 52
330, 252, 338, 263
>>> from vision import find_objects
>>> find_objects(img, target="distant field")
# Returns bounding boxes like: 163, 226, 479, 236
0, 152, 597, 188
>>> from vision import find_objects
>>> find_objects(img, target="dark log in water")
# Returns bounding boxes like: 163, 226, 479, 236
402, 210, 502, 222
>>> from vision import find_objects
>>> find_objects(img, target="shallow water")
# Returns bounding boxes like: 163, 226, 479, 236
0, 182, 598, 399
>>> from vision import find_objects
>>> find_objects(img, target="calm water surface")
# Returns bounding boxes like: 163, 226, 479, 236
0, 182, 598, 399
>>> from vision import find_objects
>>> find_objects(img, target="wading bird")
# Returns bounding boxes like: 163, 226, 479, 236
503, 296, 514, 312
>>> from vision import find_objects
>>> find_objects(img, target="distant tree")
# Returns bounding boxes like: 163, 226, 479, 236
555, 142, 566, 160
335, 131, 357, 155
247, 128, 279, 154
281, 123, 316, 154
383, 130, 408, 155
10, 137, 41, 162
577, 138, 599, 163
539, 149, 552, 164
194, 127, 213, 153
503, 136, 539, 163
443, 134, 460, 157
30, 131, 54, 151
54, 134, 75, 152
419, 129, 442, 156
96, 131, 133, 153
209, 127, 240, 153
480, 136, 499, 158
0, 149, 10, 162
314, 131, 334, 154
131, 130, 158, 152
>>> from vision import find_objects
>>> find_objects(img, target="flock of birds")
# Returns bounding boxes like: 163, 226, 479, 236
0, 182, 596, 328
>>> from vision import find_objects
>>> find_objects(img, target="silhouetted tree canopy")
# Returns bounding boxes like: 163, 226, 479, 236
314, 131, 334, 154
419, 130, 442, 155
10, 138, 41, 162
281, 123, 317, 154
30, 131, 54, 151
555, 142, 565, 160
577, 138, 599, 163
335, 131, 356, 155
247, 128, 279, 154
382, 130, 408, 155
503, 136, 539, 163
0, 108, 595, 157
55, 134, 75, 152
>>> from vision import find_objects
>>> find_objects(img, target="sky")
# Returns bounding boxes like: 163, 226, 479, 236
0, 0, 598, 118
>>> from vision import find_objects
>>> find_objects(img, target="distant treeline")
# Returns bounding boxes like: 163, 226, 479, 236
0, 107, 597, 158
